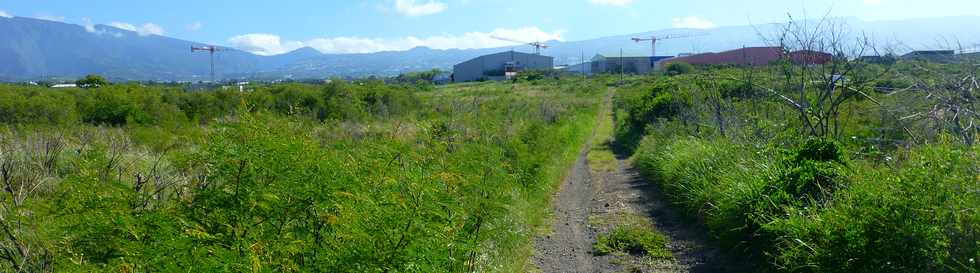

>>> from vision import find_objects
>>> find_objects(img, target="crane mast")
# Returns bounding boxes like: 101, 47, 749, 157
631, 33, 704, 56
191, 45, 223, 82
490, 36, 550, 55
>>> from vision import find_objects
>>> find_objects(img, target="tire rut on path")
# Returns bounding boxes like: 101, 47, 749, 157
532, 88, 748, 273
532, 144, 602, 273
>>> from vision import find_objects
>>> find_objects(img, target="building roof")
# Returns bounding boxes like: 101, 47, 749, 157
593, 53, 653, 59
901, 50, 958, 63
663, 47, 784, 66
456, 50, 553, 67
787, 50, 833, 65
903, 50, 955, 57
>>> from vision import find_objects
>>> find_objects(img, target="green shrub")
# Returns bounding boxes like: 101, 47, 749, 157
631, 135, 978, 273
515, 70, 545, 82
0, 80, 604, 272
594, 225, 671, 259
770, 138, 849, 209
76, 74, 109, 88
664, 62, 694, 76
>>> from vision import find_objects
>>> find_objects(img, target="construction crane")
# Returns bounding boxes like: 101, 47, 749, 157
491, 36, 550, 55
631, 33, 705, 56
191, 45, 225, 82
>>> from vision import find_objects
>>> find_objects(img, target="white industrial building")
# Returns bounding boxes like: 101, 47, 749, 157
453, 51, 554, 82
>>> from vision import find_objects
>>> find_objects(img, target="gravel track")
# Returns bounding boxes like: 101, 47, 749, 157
532, 89, 749, 273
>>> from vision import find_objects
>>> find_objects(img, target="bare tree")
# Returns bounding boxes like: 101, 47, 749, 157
748, 13, 896, 139
0, 134, 55, 272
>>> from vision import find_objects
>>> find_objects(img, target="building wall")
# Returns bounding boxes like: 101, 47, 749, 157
663, 47, 784, 66
565, 62, 592, 75
788, 50, 833, 65
453, 51, 554, 82
592, 56, 653, 74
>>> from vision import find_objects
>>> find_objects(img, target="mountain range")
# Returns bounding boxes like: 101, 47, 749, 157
1, 15, 978, 82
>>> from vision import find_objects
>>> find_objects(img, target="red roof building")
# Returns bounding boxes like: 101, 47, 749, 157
788, 50, 833, 65
662, 47, 785, 66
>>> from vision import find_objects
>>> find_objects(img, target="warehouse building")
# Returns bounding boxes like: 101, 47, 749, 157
592, 54, 650, 74
661, 47, 835, 67
453, 51, 554, 82
590, 54, 674, 74
564, 62, 592, 75
902, 50, 957, 63
662, 47, 785, 66
788, 50, 833, 65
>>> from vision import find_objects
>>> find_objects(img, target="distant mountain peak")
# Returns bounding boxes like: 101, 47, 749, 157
408, 46, 434, 51
0, 15, 978, 81
286, 46, 323, 55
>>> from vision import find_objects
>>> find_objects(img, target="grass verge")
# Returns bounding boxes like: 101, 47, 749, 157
587, 89, 618, 173
591, 213, 673, 261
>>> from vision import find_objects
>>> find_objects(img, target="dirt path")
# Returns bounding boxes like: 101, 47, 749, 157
532, 89, 746, 273
532, 143, 604, 273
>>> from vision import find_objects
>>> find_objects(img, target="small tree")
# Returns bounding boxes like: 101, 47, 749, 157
665, 62, 695, 76
749, 14, 894, 138
76, 74, 109, 88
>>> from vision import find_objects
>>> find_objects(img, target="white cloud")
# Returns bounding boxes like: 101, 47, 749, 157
109, 21, 165, 36
588, 0, 633, 6
228, 27, 566, 55
228, 34, 306, 56
81, 17, 96, 32
0, 10, 11, 18
33, 13, 65, 22
139, 23, 165, 36
394, 0, 447, 16
671, 17, 716, 29
109, 22, 137, 31
187, 22, 203, 31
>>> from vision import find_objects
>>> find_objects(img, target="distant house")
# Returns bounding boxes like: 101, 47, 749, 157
650, 56, 674, 66
788, 50, 833, 65
857, 55, 898, 65
662, 47, 784, 66
591, 54, 665, 74
902, 50, 957, 63
564, 62, 593, 75
50, 83, 77, 88
453, 51, 554, 82
903, 50, 955, 58
433, 71, 452, 84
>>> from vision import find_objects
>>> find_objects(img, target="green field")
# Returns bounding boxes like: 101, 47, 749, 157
619, 61, 979, 273
0, 79, 601, 272
0, 57, 978, 273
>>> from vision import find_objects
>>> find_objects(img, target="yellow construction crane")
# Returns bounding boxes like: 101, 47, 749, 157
631, 33, 706, 56
491, 36, 550, 55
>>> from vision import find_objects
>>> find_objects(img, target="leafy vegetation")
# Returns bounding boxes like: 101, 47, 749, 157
663, 62, 694, 76
618, 57, 979, 273
0, 79, 603, 272
593, 225, 671, 259
75, 74, 109, 88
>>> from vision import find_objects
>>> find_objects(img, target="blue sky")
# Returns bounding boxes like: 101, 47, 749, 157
1, 0, 978, 55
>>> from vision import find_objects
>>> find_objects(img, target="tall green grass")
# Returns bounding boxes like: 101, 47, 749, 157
632, 135, 978, 273
0, 80, 603, 272
617, 63, 979, 273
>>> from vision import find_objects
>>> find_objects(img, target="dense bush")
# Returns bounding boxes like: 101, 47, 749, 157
593, 225, 671, 258
0, 80, 602, 272
664, 62, 695, 76
76, 74, 109, 88
632, 136, 977, 273
623, 61, 979, 273
0, 81, 419, 127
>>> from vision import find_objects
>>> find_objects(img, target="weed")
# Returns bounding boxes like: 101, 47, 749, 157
594, 225, 672, 259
